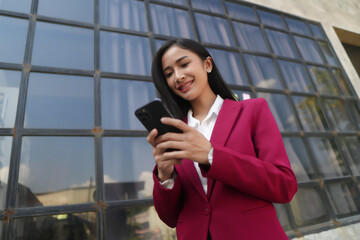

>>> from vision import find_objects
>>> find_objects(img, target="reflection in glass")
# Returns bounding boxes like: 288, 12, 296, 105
318, 42, 338, 66
196, 13, 234, 46
256, 93, 298, 131
266, 29, 297, 58
101, 79, 157, 130
308, 137, 348, 178
273, 204, 291, 231
38, 0, 93, 23
100, 0, 147, 31
24, 73, 94, 129
337, 137, 360, 175
102, 137, 154, 201
257, 10, 284, 29
322, 99, 356, 132
100, 32, 151, 75
292, 96, 327, 132
233, 22, 268, 53
290, 187, 329, 227
232, 90, 251, 101
105, 206, 176, 240
0, 70, 21, 128
158, 0, 186, 4
226, 2, 257, 22
310, 23, 325, 39
278, 61, 313, 92
243, 54, 282, 89
285, 17, 311, 36
191, 0, 224, 14
207, 48, 247, 86
0, 0, 31, 13
13, 212, 97, 239
32, 22, 93, 70
17, 137, 95, 207
294, 36, 323, 64
151, 4, 194, 39
307, 66, 339, 95
332, 69, 352, 96
0, 16, 28, 64
0, 137, 12, 210
347, 101, 360, 129
325, 181, 360, 217
282, 137, 316, 182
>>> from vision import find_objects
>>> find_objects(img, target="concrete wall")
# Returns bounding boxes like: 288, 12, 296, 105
243, 0, 360, 97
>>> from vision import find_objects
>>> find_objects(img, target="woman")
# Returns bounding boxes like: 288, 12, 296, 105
147, 38, 297, 240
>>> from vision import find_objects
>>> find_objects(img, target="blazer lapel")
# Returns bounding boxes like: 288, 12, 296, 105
207, 99, 242, 198
182, 159, 208, 201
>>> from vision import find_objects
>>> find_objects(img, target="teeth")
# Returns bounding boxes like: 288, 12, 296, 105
180, 81, 192, 90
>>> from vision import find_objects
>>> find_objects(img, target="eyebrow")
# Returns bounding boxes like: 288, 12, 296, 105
162, 56, 189, 72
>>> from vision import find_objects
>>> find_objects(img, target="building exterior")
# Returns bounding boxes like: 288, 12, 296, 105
0, 0, 359, 239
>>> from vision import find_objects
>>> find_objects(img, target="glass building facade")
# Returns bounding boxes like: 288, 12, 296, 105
0, 0, 359, 239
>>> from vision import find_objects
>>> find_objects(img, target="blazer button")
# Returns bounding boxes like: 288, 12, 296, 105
203, 206, 211, 216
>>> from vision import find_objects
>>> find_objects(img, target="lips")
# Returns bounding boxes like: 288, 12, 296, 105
177, 80, 194, 92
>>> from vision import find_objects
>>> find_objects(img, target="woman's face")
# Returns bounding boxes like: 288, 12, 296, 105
161, 46, 213, 103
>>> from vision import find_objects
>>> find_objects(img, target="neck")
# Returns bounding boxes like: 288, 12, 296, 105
190, 91, 217, 122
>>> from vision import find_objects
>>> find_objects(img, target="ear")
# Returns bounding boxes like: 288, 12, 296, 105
204, 56, 213, 73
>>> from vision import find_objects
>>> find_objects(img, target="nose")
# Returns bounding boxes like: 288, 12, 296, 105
175, 69, 185, 82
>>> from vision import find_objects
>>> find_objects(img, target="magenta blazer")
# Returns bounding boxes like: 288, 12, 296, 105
152, 98, 298, 240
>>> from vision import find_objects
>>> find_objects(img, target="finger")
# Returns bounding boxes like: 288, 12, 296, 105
156, 140, 188, 153
155, 132, 184, 145
160, 117, 192, 132
147, 128, 158, 146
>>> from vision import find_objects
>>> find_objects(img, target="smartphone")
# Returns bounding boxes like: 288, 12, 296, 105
135, 99, 182, 136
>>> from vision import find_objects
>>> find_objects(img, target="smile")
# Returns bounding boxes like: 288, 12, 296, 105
178, 80, 194, 92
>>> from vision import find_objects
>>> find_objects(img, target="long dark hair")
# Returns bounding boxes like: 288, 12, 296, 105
151, 38, 235, 119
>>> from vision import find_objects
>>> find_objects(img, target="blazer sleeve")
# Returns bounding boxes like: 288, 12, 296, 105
202, 98, 297, 203
152, 167, 183, 228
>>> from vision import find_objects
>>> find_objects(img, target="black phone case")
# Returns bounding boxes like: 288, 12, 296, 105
135, 100, 182, 136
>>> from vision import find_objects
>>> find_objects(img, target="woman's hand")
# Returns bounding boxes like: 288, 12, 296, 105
155, 117, 212, 165
147, 128, 181, 182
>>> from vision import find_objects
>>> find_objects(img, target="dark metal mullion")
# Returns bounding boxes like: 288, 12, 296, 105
185, 0, 200, 42
0, 9, 29, 19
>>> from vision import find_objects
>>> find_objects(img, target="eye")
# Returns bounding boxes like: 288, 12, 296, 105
164, 71, 173, 78
181, 62, 189, 67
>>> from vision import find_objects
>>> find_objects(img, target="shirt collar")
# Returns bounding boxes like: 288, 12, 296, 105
187, 95, 224, 127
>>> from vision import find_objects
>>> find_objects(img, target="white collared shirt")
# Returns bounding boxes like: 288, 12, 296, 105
160, 95, 224, 194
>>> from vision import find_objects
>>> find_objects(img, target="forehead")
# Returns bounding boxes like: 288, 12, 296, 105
161, 46, 198, 67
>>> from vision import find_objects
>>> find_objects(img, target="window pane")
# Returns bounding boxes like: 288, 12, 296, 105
101, 79, 157, 130
0, 70, 21, 128
292, 96, 328, 132
0, 16, 28, 64
265, 29, 297, 58
256, 93, 298, 131
105, 206, 176, 239
17, 137, 95, 207
285, 17, 311, 36
308, 137, 349, 178
243, 54, 282, 89
325, 181, 360, 217
322, 98, 356, 132
0, 136, 12, 210
207, 48, 247, 86
196, 13, 234, 46
232, 90, 252, 101
38, 0, 93, 23
12, 212, 97, 239
283, 137, 316, 182
100, 0, 147, 31
0, 0, 31, 13
32, 22, 93, 70
103, 137, 154, 201
347, 101, 360, 129
319, 42, 339, 67
278, 60, 314, 93
310, 23, 325, 39
332, 69, 353, 96
294, 36, 323, 64
290, 187, 329, 227
191, 0, 224, 14
273, 204, 291, 231
24, 73, 94, 129
258, 10, 285, 29
337, 136, 360, 175
100, 32, 151, 75
308, 66, 339, 95
226, 3, 257, 22
151, 4, 194, 39
158, 0, 186, 5
233, 22, 268, 53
